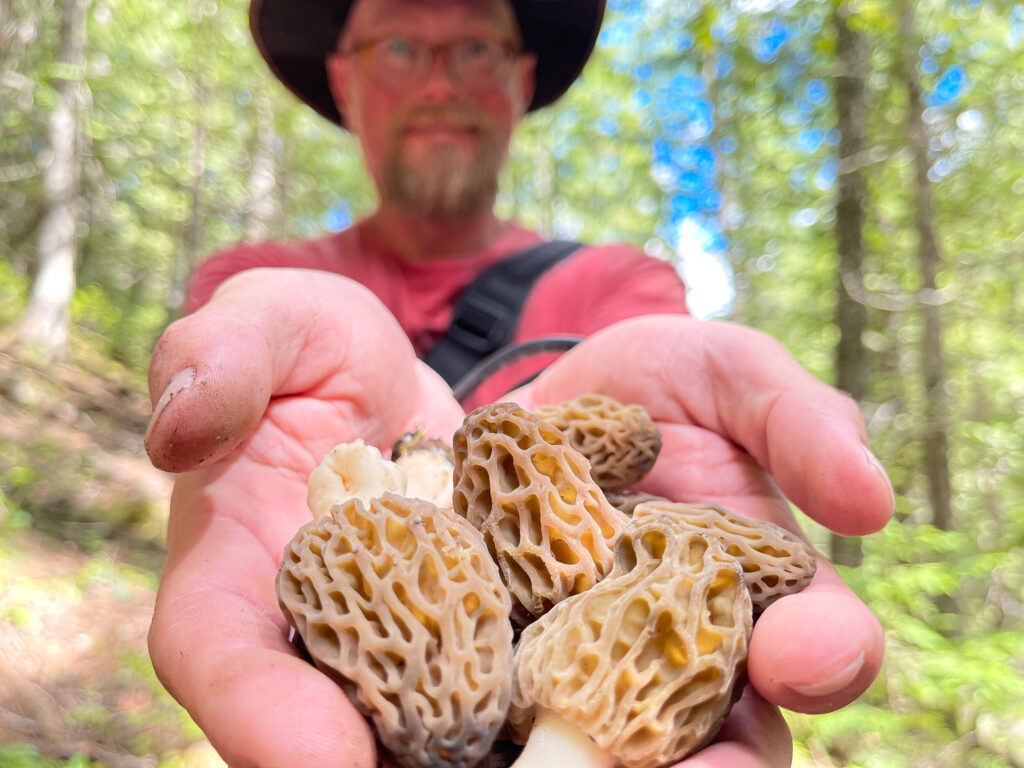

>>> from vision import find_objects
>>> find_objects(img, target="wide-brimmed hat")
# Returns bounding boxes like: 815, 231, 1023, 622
249, 0, 607, 127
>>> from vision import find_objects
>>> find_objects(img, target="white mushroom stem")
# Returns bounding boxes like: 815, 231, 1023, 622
306, 440, 406, 518
512, 708, 616, 768
394, 449, 454, 509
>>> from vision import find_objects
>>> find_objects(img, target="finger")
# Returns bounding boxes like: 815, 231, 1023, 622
632, 423, 800, 530
150, 470, 376, 768
748, 559, 884, 714
673, 688, 792, 768
150, 585, 375, 768
146, 268, 419, 472
516, 315, 894, 535
707, 689, 793, 767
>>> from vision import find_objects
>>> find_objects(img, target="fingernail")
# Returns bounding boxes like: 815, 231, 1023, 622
146, 366, 196, 443
864, 446, 895, 509
787, 650, 865, 697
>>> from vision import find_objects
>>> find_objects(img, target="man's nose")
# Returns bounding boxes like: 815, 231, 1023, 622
417, 48, 460, 101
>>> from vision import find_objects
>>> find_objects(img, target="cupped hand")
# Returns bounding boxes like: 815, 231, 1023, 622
510, 314, 894, 768
145, 268, 465, 768
147, 282, 892, 768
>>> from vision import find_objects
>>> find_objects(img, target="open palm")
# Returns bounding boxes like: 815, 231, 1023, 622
145, 272, 892, 768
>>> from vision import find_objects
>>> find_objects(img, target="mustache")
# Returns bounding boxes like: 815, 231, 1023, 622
399, 105, 497, 130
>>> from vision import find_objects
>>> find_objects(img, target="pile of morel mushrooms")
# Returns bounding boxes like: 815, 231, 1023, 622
276, 395, 817, 768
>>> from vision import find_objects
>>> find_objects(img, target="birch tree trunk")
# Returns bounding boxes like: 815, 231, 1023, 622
167, 81, 208, 314
15, 0, 90, 359
533, 141, 554, 238
244, 94, 279, 243
830, 1, 870, 568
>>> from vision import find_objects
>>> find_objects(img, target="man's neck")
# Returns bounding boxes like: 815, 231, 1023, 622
364, 206, 508, 261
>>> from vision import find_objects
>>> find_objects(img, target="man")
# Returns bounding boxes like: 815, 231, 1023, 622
184, 0, 689, 406
145, 1, 894, 766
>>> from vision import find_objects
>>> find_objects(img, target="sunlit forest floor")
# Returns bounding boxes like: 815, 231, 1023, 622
0, 348, 226, 768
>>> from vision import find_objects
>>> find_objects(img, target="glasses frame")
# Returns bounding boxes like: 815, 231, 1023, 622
340, 36, 523, 94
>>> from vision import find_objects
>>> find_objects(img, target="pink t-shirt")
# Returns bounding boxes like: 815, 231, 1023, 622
186, 221, 689, 407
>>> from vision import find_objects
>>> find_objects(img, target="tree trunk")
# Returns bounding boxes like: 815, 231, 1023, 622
167, 81, 208, 315
900, 0, 957, 631
244, 94, 279, 243
533, 141, 554, 238
900, 2, 953, 534
15, 0, 90, 359
830, 1, 870, 568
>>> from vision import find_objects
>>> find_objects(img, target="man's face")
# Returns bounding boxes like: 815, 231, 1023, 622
327, 0, 536, 220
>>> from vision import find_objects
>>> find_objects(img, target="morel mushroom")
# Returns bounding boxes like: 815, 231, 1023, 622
452, 402, 629, 626
306, 439, 405, 518
604, 491, 670, 517
532, 394, 661, 494
277, 493, 515, 768
632, 500, 817, 614
510, 516, 752, 768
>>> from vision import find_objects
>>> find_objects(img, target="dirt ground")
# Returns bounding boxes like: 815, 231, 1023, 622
0, 350, 225, 767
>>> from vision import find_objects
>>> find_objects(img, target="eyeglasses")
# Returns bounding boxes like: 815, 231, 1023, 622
341, 37, 521, 94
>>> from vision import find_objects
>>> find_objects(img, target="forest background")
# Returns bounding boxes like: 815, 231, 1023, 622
1, 0, 1023, 765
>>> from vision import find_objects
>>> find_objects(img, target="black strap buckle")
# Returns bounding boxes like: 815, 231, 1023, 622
446, 291, 516, 354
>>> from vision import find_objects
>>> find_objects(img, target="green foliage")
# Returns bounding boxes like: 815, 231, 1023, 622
3, 0, 1024, 765
0, 746, 102, 768
0, 263, 30, 327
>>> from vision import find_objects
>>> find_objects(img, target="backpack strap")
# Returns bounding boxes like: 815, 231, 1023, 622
424, 239, 581, 388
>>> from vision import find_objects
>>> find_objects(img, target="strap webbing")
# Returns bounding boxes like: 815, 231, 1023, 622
424, 240, 581, 388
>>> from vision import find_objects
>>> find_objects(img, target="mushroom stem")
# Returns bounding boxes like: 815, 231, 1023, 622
511, 708, 616, 768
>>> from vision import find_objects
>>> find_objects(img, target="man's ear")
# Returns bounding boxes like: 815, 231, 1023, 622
326, 52, 354, 127
516, 52, 538, 115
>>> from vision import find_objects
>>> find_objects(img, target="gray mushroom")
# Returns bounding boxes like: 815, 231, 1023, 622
277, 493, 514, 768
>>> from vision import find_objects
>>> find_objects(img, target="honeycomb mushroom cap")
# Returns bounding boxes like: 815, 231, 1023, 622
277, 493, 514, 768
452, 402, 628, 626
511, 516, 752, 768
379, 744, 522, 768
532, 394, 662, 494
605, 491, 670, 517
632, 500, 817, 614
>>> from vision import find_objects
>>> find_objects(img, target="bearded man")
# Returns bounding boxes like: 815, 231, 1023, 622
144, 1, 894, 766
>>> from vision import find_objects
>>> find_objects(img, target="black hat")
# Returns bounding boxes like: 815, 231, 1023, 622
249, 0, 607, 126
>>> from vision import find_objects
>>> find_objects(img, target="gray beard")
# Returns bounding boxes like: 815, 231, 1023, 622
383, 141, 502, 220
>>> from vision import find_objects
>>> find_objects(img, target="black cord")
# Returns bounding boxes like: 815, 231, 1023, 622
451, 335, 584, 404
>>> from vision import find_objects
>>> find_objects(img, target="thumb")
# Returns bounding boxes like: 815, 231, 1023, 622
145, 268, 420, 472
145, 310, 273, 472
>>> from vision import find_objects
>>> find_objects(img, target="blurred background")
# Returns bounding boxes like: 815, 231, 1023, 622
1, 0, 1023, 765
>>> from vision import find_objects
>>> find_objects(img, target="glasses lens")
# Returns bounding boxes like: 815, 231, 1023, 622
359, 37, 514, 92
371, 37, 423, 85
452, 40, 508, 91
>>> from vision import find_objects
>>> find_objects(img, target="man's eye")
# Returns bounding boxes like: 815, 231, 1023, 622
462, 40, 493, 58
383, 38, 415, 58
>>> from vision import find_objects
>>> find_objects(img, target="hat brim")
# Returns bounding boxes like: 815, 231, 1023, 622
249, 0, 606, 127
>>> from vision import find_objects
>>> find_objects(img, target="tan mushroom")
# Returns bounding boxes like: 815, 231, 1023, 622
632, 500, 817, 614
277, 493, 514, 768
604, 491, 670, 517
306, 439, 406, 518
532, 394, 662, 494
452, 402, 629, 627
510, 516, 752, 768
